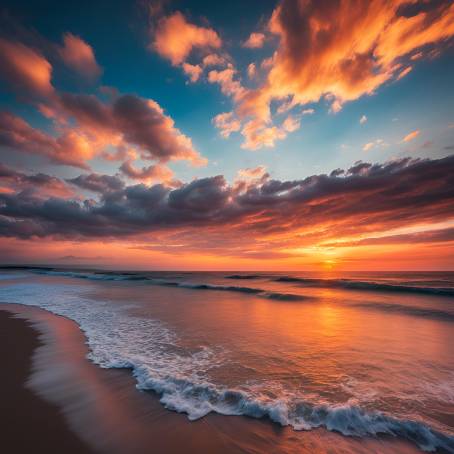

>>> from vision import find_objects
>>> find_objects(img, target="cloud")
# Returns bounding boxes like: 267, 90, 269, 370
402, 129, 420, 143
152, 12, 221, 65
396, 66, 413, 80
241, 120, 287, 150
1, 156, 452, 253
210, 0, 454, 150
0, 37, 54, 98
66, 173, 124, 193
208, 68, 245, 100
59, 93, 207, 165
0, 164, 74, 198
360, 115, 367, 125
243, 32, 266, 49
212, 112, 241, 138
247, 63, 256, 79
0, 111, 93, 168
182, 62, 203, 82
119, 160, 175, 184
202, 54, 226, 67
59, 33, 102, 80
282, 115, 300, 132
302, 108, 314, 115
265, 0, 454, 110
362, 139, 385, 151
324, 227, 454, 248
237, 165, 268, 180
0, 32, 205, 171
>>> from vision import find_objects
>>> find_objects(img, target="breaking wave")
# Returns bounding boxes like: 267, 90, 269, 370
1, 280, 454, 452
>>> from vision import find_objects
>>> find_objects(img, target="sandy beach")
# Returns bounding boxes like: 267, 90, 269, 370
0, 310, 94, 453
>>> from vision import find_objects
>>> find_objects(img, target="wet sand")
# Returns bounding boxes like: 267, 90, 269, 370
0, 310, 94, 453
0, 303, 423, 454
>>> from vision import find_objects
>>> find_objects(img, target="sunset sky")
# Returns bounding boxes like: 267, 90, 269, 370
0, 0, 453, 270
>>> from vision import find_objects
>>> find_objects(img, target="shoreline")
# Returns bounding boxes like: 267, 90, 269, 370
0, 302, 424, 454
0, 309, 94, 453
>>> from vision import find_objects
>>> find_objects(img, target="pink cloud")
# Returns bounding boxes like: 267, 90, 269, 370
59, 33, 102, 80
59, 93, 207, 166
182, 62, 203, 82
212, 112, 241, 138
243, 32, 266, 49
202, 53, 226, 67
207, 68, 245, 100
0, 38, 54, 98
119, 160, 175, 184
153, 12, 221, 66
0, 111, 93, 168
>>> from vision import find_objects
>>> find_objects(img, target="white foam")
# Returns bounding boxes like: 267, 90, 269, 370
1, 279, 454, 453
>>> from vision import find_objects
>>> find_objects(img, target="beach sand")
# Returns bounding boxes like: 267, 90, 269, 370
0, 303, 422, 454
0, 310, 94, 453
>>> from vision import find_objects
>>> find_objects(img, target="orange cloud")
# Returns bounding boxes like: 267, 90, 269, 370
119, 160, 175, 184
0, 112, 93, 168
208, 68, 245, 100
59, 33, 102, 80
243, 32, 266, 49
153, 12, 221, 66
264, 0, 454, 111
402, 129, 420, 143
282, 115, 300, 132
363, 139, 385, 151
210, 0, 454, 150
212, 112, 241, 138
396, 66, 413, 80
182, 62, 203, 82
58, 93, 207, 166
0, 38, 54, 98
241, 119, 287, 150
238, 165, 267, 178
202, 54, 226, 67
247, 63, 257, 79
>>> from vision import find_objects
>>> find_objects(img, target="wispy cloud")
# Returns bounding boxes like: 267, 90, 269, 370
402, 130, 420, 143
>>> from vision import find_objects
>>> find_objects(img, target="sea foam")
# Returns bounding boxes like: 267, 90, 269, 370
1, 279, 454, 452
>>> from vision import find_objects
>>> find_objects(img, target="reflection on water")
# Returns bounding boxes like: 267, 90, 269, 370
1, 269, 453, 453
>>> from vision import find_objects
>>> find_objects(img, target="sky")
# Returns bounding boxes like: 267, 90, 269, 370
0, 0, 453, 271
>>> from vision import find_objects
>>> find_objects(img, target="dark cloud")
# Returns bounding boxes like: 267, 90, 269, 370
0, 163, 74, 197
67, 173, 124, 193
59, 93, 206, 165
0, 156, 453, 245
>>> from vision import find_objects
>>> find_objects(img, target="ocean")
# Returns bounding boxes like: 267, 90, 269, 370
1, 268, 453, 452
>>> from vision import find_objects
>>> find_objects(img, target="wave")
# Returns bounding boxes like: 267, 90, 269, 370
9, 267, 454, 297
31, 269, 149, 281
134, 375, 454, 453
274, 276, 454, 297
1, 281, 453, 453
353, 302, 454, 322
154, 281, 311, 301
27, 269, 313, 302
225, 274, 262, 280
